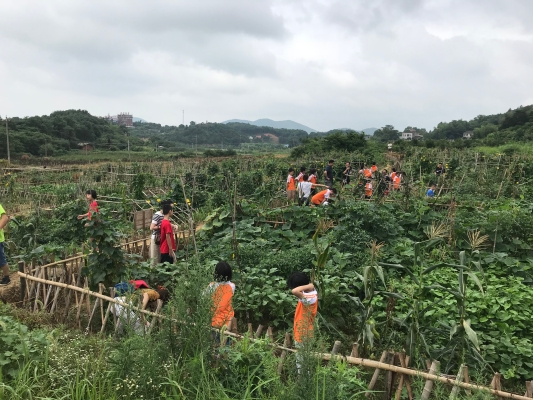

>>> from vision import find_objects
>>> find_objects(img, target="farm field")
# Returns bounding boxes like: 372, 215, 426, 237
1, 146, 533, 399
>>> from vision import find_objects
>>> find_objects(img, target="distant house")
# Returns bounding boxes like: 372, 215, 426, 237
401, 130, 423, 140
78, 143, 94, 151
401, 132, 413, 140
463, 131, 473, 139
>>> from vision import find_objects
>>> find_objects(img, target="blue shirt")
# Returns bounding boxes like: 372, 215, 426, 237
426, 189, 435, 198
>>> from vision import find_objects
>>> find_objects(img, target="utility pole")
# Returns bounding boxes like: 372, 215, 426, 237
5, 116, 10, 165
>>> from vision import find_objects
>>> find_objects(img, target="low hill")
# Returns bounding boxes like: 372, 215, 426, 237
223, 118, 317, 133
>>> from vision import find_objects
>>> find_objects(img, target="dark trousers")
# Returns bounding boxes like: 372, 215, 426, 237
160, 253, 174, 264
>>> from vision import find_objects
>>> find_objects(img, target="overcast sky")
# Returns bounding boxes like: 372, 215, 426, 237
1, 0, 532, 132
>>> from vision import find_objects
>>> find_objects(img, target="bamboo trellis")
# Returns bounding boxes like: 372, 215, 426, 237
16, 271, 533, 400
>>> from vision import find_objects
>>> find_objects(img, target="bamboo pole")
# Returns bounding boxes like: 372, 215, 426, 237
421, 360, 440, 400
366, 351, 388, 397
449, 364, 466, 400
525, 381, 533, 398
277, 333, 291, 375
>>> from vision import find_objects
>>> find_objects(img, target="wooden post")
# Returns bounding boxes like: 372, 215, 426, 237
50, 274, 64, 313
255, 324, 264, 338
277, 333, 291, 375
463, 366, 471, 396
350, 343, 359, 358
266, 326, 274, 342
525, 381, 533, 398
366, 351, 388, 397
449, 364, 466, 400
147, 300, 163, 335
18, 261, 26, 304
491, 373, 503, 400
100, 288, 114, 334
247, 323, 253, 337
421, 360, 440, 400
384, 351, 395, 400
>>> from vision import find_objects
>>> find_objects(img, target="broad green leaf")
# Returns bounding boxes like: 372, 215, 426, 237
463, 319, 480, 351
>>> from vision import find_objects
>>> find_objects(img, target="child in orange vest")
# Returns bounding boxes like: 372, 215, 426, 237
371, 162, 378, 174
287, 168, 297, 203
311, 188, 337, 206
393, 172, 402, 190
207, 261, 235, 346
288, 271, 318, 373
295, 167, 306, 183
364, 179, 373, 199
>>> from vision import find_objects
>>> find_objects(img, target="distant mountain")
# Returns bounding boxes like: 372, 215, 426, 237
223, 118, 317, 133
361, 128, 378, 135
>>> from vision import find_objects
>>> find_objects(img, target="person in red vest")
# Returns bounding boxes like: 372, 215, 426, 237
78, 190, 99, 222
159, 203, 176, 264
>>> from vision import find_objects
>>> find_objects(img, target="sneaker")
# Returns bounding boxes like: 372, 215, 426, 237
0, 276, 10, 286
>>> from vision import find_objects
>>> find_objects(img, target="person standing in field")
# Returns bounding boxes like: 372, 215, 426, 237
342, 162, 352, 188
77, 190, 99, 223
393, 172, 403, 191
371, 162, 378, 175
287, 168, 297, 203
364, 179, 373, 199
311, 188, 337, 206
435, 163, 445, 176
287, 272, 318, 373
207, 261, 235, 331
323, 160, 334, 188
159, 203, 176, 264
149, 200, 177, 266
362, 164, 373, 179
308, 168, 318, 196
298, 175, 327, 206
0, 204, 10, 286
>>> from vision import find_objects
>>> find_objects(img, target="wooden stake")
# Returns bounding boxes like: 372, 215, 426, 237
350, 343, 359, 358
277, 333, 291, 375
331, 341, 342, 356
147, 300, 163, 335
491, 373, 503, 400
449, 364, 466, 400
247, 323, 253, 337
366, 351, 389, 397
384, 351, 396, 400
266, 326, 274, 342
421, 360, 440, 400
464, 366, 472, 396
525, 381, 533, 398
255, 324, 264, 338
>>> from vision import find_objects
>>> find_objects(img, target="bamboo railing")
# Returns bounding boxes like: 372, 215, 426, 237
15, 269, 533, 400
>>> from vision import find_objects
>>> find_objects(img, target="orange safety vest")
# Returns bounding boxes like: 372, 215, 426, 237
293, 291, 318, 343
365, 182, 373, 197
311, 189, 328, 205
390, 172, 397, 180
363, 169, 372, 178
287, 175, 296, 191
296, 172, 305, 182
309, 174, 317, 188
371, 165, 378, 172
393, 175, 401, 189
